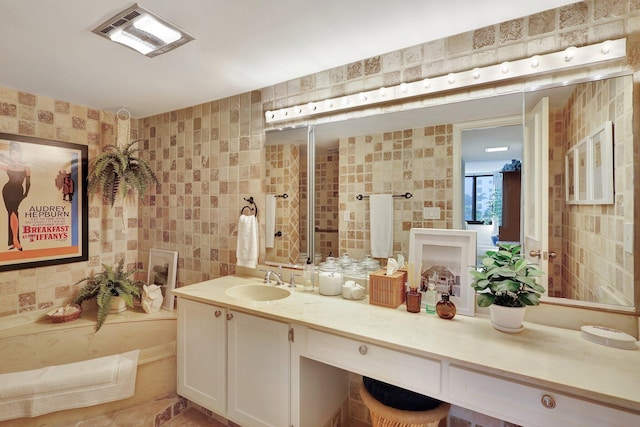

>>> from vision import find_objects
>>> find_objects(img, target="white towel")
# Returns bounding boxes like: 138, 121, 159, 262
236, 214, 259, 268
370, 194, 393, 258
265, 195, 276, 248
0, 349, 139, 420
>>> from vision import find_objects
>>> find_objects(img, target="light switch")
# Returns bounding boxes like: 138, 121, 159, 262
423, 207, 441, 219
624, 222, 633, 254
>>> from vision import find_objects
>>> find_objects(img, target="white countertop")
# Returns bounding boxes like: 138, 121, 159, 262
173, 275, 640, 413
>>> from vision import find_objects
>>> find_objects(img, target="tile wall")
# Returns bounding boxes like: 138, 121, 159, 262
0, 87, 139, 316
315, 148, 340, 259
338, 125, 453, 261
560, 76, 634, 303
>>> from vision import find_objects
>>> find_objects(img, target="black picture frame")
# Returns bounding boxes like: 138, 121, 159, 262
0, 133, 88, 271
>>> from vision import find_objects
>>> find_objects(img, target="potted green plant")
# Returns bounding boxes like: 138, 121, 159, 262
72, 259, 144, 331
87, 139, 159, 207
470, 243, 545, 332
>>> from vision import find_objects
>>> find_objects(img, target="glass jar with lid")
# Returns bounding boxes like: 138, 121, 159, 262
317, 257, 343, 296
359, 255, 381, 274
342, 262, 368, 293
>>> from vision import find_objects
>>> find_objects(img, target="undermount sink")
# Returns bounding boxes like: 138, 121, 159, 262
225, 284, 291, 302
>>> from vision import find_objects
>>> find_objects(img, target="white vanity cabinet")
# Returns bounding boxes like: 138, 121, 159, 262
448, 365, 640, 427
226, 310, 290, 427
177, 297, 290, 427
177, 297, 226, 414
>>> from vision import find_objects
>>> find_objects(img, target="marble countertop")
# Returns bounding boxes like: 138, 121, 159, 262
173, 274, 640, 412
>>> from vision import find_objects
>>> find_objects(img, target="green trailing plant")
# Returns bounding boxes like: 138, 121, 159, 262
470, 243, 545, 308
87, 140, 159, 207
72, 259, 144, 331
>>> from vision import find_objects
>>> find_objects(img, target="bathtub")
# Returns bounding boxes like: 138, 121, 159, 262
0, 306, 177, 427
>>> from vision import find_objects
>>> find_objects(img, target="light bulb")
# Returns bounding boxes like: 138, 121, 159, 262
447, 73, 455, 84
379, 87, 387, 97
601, 41, 611, 54
325, 100, 333, 108
359, 92, 368, 101
295, 106, 302, 114
399, 83, 408, 93
501, 62, 510, 73
530, 55, 540, 68
564, 46, 576, 62
341, 98, 350, 106
308, 102, 316, 111
472, 68, 480, 79
423, 78, 430, 88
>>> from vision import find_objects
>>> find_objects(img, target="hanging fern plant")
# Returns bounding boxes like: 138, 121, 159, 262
88, 140, 159, 207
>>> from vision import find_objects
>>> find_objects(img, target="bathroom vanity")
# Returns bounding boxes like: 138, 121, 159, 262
174, 275, 640, 427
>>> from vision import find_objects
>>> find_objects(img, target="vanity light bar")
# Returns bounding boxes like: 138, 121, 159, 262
265, 38, 626, 124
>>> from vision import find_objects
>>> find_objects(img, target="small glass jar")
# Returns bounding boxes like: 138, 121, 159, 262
342, 262, 368, 292
359, 255, 381, 273
406, 288, 422, 313
436, 293, 456, 319
317, 257, 343, 296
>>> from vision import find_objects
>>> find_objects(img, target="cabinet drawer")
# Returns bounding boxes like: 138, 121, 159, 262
306, 329, 441, 398
448, 365, 640, 427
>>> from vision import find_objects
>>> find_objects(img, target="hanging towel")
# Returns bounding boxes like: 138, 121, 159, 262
0, 349, 139, 420
265, 194, 276, 249
237, 214, 259, 268
370, 194, 393, 258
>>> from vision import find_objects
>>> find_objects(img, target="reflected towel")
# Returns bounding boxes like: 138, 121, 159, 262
237, 214, 259, 268
265, 195, 276, 249
370, 194, 393, 258
0, 349, 139, 420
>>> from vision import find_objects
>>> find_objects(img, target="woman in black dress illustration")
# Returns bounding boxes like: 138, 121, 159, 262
0, 142, 31, 251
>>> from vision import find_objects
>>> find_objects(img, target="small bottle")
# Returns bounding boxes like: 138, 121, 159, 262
424, 281, 438, 314
303, 257, 314, 292
436, 293, 456, 319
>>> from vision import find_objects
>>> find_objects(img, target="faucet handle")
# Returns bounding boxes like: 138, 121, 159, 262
288, 273, 298, 288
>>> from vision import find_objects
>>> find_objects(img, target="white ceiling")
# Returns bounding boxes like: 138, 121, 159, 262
0, 0, 576, 118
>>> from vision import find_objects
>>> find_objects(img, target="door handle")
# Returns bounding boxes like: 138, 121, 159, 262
529, 250, 541, 258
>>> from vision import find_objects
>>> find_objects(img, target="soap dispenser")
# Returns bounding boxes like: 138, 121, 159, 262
436, 293, 456, 319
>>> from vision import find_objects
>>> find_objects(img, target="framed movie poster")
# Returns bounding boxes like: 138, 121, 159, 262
0, 133, 88, 271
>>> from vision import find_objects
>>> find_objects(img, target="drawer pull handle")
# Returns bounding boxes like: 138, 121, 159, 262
227, 313, 234, 320
359, 345, 368, 355
541, 394, 556, 409
214, 310, 222, 317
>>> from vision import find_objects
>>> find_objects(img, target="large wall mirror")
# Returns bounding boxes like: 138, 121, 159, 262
264, 72, 635, 313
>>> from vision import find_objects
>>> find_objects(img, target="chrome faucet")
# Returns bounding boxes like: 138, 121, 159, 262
263, 268, 285, 285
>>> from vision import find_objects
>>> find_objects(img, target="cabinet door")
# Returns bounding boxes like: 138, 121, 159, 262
177, 298, 227, 415
227, 310, 290, 427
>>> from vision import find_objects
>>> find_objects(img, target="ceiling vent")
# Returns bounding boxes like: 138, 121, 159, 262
92, 3, 194, 58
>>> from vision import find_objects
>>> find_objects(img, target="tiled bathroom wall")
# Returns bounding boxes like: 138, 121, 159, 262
561, 76, 634, 304
266, 143, 301, 264
315, 148, 340, 259
0, 87, 138, 316
338, 125, 453, 261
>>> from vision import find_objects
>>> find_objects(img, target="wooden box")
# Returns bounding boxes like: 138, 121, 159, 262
369, 269, 407, 308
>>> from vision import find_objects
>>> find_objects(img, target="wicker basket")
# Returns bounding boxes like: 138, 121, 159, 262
47, 304, 82, 323
369, 269, 407, 308
360, 383, 450, 427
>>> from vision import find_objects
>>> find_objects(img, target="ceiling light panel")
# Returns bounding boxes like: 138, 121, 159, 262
92, 3, 194, 58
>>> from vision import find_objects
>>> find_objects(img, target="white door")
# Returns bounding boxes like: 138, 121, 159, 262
177, 298, 227, 414
523, 97, 549, 290
227, 310, 290, 427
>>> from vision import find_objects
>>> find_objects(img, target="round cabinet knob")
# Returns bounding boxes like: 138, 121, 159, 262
226, 313, 234, 320
541, 394, 556, 409
214, 310, 222, 317
358, 345, 368, 355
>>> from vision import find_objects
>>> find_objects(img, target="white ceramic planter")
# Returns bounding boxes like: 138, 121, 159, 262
490, 304, 526, 333
109, 296, 128, 314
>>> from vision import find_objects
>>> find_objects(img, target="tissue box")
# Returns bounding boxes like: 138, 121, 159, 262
369, 269, 407, 308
